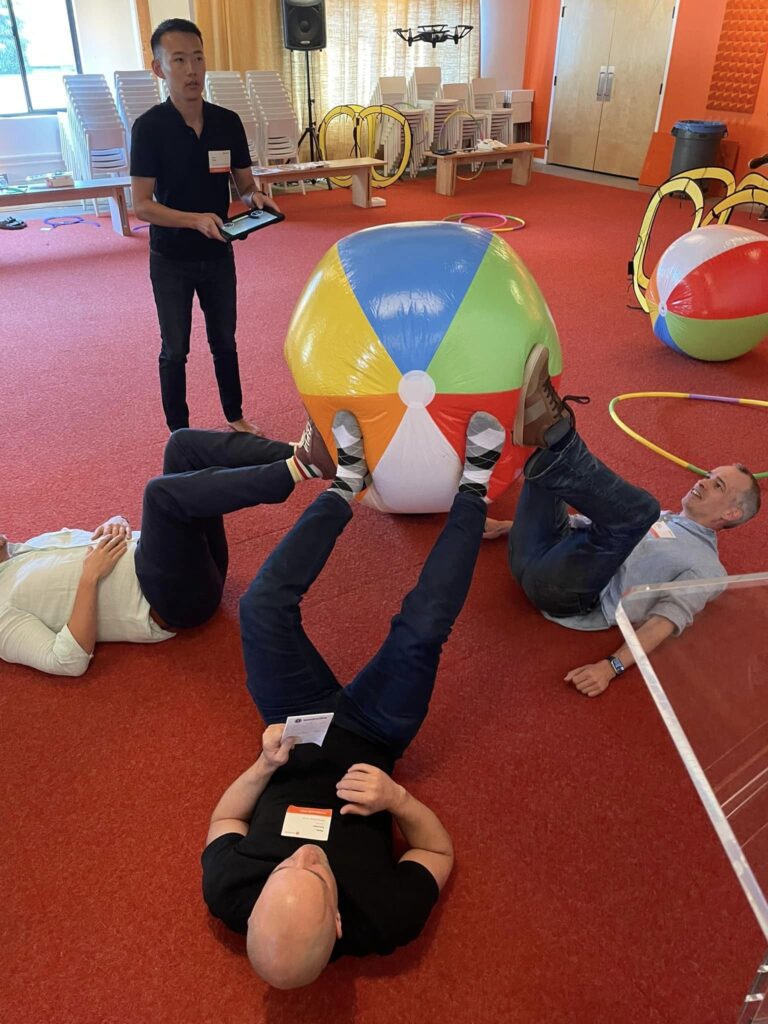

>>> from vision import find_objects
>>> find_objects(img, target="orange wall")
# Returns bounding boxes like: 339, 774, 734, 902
523, 0, 768, 178
523, 0, 560, 145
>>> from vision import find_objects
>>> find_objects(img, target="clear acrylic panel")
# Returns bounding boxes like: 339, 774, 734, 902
617, 572, 768, 1023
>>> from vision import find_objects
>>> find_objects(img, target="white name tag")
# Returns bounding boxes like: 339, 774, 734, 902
281, 805, 332, 841
649, 520, 675, 539
282, 712, 334, 747
208, 149, 231, 173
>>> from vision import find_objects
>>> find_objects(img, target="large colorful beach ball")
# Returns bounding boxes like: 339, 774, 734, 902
647, 224, 768, 361
284, 222, 561, 513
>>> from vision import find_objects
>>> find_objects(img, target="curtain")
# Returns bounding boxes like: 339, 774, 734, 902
194, 0, 480, 148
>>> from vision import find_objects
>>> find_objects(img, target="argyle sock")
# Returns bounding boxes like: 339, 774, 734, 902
328, 411, 369, 502
458, 412, 506, 500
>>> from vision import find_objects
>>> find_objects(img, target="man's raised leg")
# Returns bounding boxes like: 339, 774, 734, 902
335, 412, 506, 755
239, 410, 371, 722
509, 345, 660, 616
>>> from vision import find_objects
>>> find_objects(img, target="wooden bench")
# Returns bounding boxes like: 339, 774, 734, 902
430, 143, 547, 196
251, 157, 386, 209
0, 176, 132, 236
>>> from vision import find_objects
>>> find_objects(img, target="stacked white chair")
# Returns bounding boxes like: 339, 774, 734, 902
114, 70, 162, 152
442, 83, 490, 149
204, 71, 263, 168
371, 76, 429, 178
244, 70, 304, 180
470, 77, 515, 145
408, 68, 460, 152
59, 74, 128, 188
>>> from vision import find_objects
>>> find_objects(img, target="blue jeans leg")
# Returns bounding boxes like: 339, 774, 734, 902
150, 252, 195, 432
196, 252, 243, 424
135, 433, 295, 628
334, 491, 487, 756
240, 490, 352, 722
508, 430, 661, 616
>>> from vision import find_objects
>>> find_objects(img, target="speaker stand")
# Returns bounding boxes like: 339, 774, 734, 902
297, 49, 330, 189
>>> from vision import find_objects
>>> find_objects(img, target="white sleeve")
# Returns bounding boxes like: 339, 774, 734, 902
0, 606, 92, 677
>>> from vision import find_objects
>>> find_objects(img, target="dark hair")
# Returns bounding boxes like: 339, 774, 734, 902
722, 463, 762, 529
150, 18, 203, 57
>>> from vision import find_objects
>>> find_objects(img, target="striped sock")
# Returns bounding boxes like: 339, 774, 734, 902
328, 411, 369, 502
286, 452, 320, 483
458, 412, 506, 500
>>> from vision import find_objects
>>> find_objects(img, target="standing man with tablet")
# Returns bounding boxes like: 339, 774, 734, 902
130, 18, 281, 435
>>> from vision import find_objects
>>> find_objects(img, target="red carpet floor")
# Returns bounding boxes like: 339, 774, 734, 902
2, 170, 767, 1024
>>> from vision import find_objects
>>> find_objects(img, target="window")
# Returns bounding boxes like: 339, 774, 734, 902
0, 0, 81, 115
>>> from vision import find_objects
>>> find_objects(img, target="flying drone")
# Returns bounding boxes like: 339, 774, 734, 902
393, 24, 474, 47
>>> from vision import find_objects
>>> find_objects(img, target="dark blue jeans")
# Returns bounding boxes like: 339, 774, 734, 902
134, 429, 294, 629
240, 490, 487, 757
149, 249, 242, 431
508, 430, 660, 617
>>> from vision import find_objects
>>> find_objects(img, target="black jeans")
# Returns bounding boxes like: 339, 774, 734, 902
239, 490, 487, 757
149, 249, 243, 432
508, 429, 661, 617
134, 429, 294, 629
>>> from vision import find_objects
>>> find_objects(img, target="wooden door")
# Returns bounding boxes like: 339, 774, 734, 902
594, 0, 675, 176
547, 0, 617, 170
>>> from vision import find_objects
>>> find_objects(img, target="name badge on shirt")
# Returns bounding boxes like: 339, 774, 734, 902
649, 520, 676, 539
281, 805, 332, 842
208, 149, 231, 173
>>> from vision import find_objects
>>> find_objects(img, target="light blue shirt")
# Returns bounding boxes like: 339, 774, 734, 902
542, 512, 726, 634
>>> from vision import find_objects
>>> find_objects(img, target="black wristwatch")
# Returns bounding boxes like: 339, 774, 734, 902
607, 655, 625, 677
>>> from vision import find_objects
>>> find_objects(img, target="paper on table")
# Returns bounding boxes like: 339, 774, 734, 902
282, 712, 334, 747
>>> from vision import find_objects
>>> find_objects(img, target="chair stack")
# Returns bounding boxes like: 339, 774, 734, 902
244, 71, 303, 171
372, 76, 429, 178
408, 68, 460, 153
469, 77, 516, 144
114, 70, 162, 153
204, 71, 262, 167
59, 74, 128, 182
442, 83, 490, 149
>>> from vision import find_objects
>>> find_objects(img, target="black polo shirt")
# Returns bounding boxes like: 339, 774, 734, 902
201, 725, 440, 959
130, 97, 251, 260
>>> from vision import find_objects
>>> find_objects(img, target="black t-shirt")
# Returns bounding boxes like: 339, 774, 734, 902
201, 725, 440, 959
129, 98, 251, 260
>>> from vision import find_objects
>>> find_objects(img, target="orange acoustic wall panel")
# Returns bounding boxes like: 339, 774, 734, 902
707, 0, 768, 113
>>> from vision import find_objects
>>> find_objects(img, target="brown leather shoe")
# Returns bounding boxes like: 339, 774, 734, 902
513, 345, 589, 448
294, 416, 336, 479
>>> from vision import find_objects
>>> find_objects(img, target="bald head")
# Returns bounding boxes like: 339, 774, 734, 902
247, 845, 342, 989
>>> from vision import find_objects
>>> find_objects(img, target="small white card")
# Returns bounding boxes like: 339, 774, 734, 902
208, 149, 231, 173
649, 520, 675, 539
281, 805, 332, 841
282, 712, 333, 747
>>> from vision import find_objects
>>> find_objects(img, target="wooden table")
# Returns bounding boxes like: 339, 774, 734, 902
0, 176, 132, 236
431, 143, 547, 196
252, 158, 386, 209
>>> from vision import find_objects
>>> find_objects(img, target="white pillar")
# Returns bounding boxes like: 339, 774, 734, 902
479, 0, 531, 89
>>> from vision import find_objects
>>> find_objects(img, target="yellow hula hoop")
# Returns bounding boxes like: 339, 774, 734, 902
609, 392, 768, 478
317, 104, 412, 189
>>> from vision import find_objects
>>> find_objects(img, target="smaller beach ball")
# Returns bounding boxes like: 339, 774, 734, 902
647, 224, 768, 361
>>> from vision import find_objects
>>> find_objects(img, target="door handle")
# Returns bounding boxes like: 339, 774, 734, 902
603, 66, 616, 101
596, 65, 608, 101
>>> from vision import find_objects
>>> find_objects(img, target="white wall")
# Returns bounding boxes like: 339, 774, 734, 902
71, 0, 143, 77
150, 0, 193, 25
480, 0, 530, 89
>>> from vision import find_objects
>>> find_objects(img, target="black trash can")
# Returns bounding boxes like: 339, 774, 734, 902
670, 120, 727, 176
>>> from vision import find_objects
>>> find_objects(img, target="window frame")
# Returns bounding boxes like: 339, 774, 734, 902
1, 0, 83, 117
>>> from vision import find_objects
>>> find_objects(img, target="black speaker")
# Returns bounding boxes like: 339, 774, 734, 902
282, 0, 326, 51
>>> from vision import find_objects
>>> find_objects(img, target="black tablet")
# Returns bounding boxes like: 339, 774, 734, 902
221, 208, 285, 242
